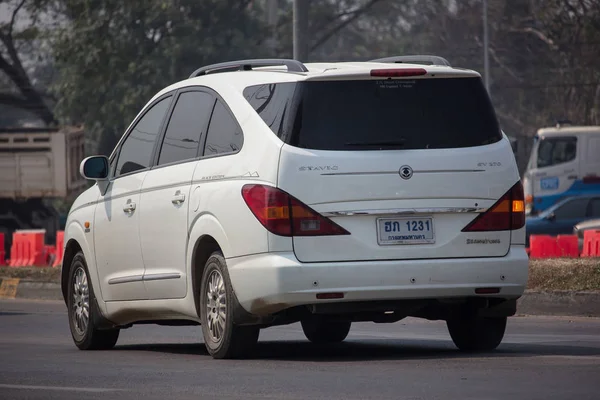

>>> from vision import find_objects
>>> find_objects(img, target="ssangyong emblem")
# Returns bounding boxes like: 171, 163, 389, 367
399, 165, 413, 180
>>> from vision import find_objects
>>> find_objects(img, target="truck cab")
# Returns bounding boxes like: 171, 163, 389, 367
523, 125, 600, 215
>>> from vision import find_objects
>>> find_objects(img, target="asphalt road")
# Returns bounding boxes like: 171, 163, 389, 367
0, 300, 599, 400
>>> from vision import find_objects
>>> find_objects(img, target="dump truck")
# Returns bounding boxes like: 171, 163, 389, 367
0, 126, 86, 258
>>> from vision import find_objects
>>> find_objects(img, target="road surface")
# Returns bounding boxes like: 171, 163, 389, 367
1, 299, 599, 400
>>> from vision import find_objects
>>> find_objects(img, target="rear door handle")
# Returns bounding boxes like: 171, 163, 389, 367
123, 201, 136, 213
172, 191, 186, 205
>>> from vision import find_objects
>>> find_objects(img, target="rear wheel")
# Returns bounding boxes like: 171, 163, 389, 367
446, 316, 507, 352
301, 319, 351, 344
67, 252, 119, 350
200, 252, 259, 359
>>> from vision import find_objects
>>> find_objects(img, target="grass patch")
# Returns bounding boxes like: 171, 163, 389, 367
1, 259, 600, 292
0, 266, 61, 282
528, 258, 600, 292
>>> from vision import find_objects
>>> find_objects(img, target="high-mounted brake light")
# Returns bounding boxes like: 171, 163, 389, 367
462, 181, 525, 232
370, 68, 427, 77
241, 184, 350, 237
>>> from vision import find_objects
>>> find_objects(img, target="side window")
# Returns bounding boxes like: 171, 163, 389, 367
115, 96, 171, 177
157, 91, 214, 166
243, 83, 297, 140
203, 100, 243, 157
537, 137, 577, 168
553, 198, 589, 220
589, 198, 600, 218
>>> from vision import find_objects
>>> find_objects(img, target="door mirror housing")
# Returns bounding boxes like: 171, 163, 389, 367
80, 156, 109, 181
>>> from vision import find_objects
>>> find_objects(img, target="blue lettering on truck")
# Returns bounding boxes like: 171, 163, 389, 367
540, 177, 559, 191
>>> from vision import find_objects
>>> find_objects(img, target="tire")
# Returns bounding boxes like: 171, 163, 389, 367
301, 318, 351, 344
67, 252, 119, 350
200, 251, 259, 359
446, 316, 507, 352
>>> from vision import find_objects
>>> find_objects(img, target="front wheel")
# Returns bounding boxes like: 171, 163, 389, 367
67, 252, 119, 350
446, 316, 507, 352
301, 319, 351, 344
200, 252, 259, 359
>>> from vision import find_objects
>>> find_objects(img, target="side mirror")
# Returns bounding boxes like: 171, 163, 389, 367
545, 212, 556, 222
80, 156, 109, 181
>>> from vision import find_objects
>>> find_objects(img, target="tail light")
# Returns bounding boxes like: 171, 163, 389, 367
241, 184, 350, 237
462, 181, 525, 232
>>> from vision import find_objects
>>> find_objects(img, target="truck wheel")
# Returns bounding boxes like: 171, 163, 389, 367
446, 316, 506, 352
301, 319, 351, 344
200, 252, 259, 359
68, 252, 119, 350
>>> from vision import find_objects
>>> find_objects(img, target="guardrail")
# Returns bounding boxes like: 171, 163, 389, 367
528, 231, 600, 259
1, 231, 64, 268
2, 230, 599, 266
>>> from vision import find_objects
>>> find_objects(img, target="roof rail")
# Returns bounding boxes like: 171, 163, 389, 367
189, 58, 308, 78
370, 55, 452, 67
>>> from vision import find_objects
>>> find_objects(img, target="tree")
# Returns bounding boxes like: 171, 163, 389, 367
0, 0, 56, 127
52, 0, 268, 155
271, 0, 401, 61
48, 0, 600, 159
331, 0, 600, 134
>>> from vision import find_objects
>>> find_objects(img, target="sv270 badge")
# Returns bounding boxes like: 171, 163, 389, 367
298, 166, 339, 171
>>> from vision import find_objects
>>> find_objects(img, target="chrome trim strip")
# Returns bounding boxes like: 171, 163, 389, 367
321, 207, 488, 217
143, 273, 181, 282
415, 169, 486, 173
320, 169, 485, 176
108, 273, 181, 285
108, 275, 144, 285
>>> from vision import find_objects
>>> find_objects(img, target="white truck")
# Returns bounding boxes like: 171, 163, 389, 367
523, 124, 600, 215
0, 127, 86, 257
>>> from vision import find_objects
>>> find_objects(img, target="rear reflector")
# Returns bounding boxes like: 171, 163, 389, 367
370, 68, 427, 77
475, 287, 501, 294
316, 292, 344, 300
241, 184, 350, 237
462, 181, 525, 232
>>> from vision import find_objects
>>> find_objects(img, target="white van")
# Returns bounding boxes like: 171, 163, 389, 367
523, 125, 600, 215
62, 57, 528, 359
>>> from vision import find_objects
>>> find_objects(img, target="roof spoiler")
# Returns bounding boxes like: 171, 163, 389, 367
370, 55, 451, 67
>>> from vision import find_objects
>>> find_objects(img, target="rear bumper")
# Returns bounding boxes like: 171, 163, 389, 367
227, 247, 529, 316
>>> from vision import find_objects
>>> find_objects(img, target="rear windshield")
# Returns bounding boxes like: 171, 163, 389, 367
243, 77, 502, 150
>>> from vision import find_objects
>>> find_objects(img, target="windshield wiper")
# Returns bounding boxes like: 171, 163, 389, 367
344, 140, 406, 148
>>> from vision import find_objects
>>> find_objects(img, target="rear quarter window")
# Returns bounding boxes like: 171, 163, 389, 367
243, 77, 502, 151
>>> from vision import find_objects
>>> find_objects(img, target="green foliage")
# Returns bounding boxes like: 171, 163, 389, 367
0, 0, 57, 127
52, 0, 269, 155
369, 0, 600, 135
45, 0, 600, 158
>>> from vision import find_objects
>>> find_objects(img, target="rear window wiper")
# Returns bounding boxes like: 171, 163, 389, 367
344, 140, 406, 148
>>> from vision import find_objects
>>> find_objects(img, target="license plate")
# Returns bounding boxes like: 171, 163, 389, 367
377, 217, 435, 245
